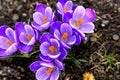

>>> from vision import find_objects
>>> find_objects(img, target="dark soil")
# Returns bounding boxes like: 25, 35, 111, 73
0, 0, 120, 80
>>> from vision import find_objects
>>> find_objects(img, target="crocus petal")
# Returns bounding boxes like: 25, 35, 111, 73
64, 1, 73, 11
59, 47, 67, 60
50, 68, 59, 80
47, 52, 61, 59
57, 2, 64, 14
27, 36, 36, 45
60, 23, 72, 36
0, 36, 9, 49
30, 61, 41, 72
67, 35, 76, 45
15, 22, 26, 44
50, 21, 62, 33
73, 6, 85, 21
40, 62, 54, 68
35, 4, 46, 14
50, 39, 60, 49
31, 22, 43, 31
61, 41, 71, 49
33, 12, 43, 25
19, 44, 33, 53
40, 33, 53, 43
36, 67, 49, 80
80, 22, 95, 33
54, 59, 64, 70
24, 25, 34, 36
19, 32, 29, 44
83, 8, 96, 22
63, 12, 72, 23
5, 43, 17, 55
0, 26, 8, 37
40, 22, 50, 30
58, 0, 67, 6
54, 30, 61, 40
0, 49, 6, 57
74, 34, 81, 45
39, 54, 53, 62
40, 42, 50, 56
45, 7, 52, 21
5, 28, 16, 42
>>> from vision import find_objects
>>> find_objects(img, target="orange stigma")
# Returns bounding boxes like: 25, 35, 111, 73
75, 18, 83, 27
64, 6, 68, 13
5, 40, 13, 46
42, 16, 47, 24
46, 67, 54, 75
62, 32, 68, 40
49, 46, 56, 54
26, 34, 32, 41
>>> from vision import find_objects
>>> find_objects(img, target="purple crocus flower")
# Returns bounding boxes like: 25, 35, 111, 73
15, 22, 38, 53
51, 22, 76, 49
0, 26, 18, 57
32, 4, 55, 31
40, 33, 67, 60
57, 0, 73, 17
30, 59, 64, 80
69, 6, 96, 40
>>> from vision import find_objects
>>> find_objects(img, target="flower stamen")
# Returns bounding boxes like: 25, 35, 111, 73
64, 6, 68, 13
62, 32, 68, 40
26, 34, 32, 41
49, 46, 56, 54
46, 67, 54, 75
42, 16, 47, 24
75, 18, 83, 27
5, 40, 13, 46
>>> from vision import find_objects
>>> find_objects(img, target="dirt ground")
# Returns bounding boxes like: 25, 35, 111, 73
0, 0, 120, 80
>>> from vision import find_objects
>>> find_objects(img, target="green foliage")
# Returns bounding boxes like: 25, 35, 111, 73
103, 50, 117, 70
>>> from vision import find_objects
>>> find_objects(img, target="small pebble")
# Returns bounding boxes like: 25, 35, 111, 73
90, 37, 97, 42
113, 34, 119, 41
118, 7, 120, 13
102, 20, 109, 25
101, 23, 105, 27
12, 14, 19, 21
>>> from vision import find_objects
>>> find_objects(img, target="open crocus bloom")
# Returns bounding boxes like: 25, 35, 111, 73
57, 0, 73, 17
69, 6, 96, 40
40, 33, 67, 61
40, 38, 61, 59
15, 22, 38, 53
52, 22, 76, 49
32, 4, 55, 31
30, 60, 64, 80
0, 26, 18, 57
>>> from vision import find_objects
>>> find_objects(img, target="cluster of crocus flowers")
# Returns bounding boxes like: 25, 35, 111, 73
0, 0, 96, 80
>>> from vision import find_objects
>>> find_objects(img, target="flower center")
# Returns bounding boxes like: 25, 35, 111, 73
5, 40, 13, 46
46, 67, 54, 75
64, 6, 68, 13
42, 16, 47, 24
62, 32, 68, 40
26, 34, 32, 41
49, 46, 56, 54
75, 18, 83, 27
